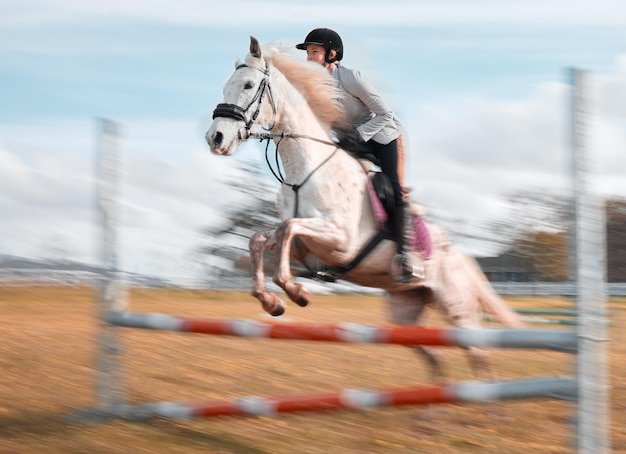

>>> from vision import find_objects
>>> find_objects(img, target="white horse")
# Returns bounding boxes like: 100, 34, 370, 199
206, 37, 523, 382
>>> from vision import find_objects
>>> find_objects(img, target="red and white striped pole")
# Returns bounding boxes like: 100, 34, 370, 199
118, 377, 576, 420
107, 311, 577, 353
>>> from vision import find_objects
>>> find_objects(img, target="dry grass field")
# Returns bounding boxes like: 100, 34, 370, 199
0, 286, 624, 453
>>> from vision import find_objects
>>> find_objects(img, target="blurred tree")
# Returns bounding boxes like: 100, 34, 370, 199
482, 190, 625, 282
474, 189, 570, 280
606, 197, 626, 282
512, 230, 569, 281
195, 162, 281, 278
428, 189, 572, 264
494, 189, 570, 245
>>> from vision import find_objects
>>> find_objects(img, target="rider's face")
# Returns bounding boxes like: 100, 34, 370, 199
305, 44, 327, 65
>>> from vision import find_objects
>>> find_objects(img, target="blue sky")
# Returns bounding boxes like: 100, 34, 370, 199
1, 0, 625, 279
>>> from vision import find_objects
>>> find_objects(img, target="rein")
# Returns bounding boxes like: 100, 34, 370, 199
251, 131, 340, 217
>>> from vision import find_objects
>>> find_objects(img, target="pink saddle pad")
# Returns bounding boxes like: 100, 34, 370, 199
366, 178, 432, 259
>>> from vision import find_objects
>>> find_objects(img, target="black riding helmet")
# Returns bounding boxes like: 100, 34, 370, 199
296, 28, 343, 64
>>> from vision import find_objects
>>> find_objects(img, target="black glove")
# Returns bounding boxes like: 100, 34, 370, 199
335, 128, 367, 154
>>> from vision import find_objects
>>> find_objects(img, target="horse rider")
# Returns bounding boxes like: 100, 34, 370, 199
296, 27, 421, 282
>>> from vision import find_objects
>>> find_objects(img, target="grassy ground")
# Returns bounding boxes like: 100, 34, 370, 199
0, 286, 623, 453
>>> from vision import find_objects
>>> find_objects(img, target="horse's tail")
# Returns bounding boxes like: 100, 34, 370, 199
463, 255, 526, 328
430, 241, 524, 328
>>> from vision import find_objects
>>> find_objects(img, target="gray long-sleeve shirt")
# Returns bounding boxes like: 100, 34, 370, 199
332, 65, 402, 145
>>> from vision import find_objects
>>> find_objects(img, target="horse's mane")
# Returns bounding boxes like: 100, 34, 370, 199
261, 45, 349, 129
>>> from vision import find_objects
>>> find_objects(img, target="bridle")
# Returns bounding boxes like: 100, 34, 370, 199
212, 63, 277, 140
211, 60, 338, 151
210, 60, 349, 217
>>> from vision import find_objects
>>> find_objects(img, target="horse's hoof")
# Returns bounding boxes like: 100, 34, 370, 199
271, 305, 285, 317
294, 287, 309, 307
259, 293, 285, 317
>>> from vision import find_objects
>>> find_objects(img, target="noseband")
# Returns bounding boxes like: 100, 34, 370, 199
212, 63, 276, 136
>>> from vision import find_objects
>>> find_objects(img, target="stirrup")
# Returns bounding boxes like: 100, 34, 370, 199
391, 252, 424, 282
315, 270, 338, 283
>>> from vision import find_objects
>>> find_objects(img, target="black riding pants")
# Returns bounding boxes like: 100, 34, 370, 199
364, 138, 404, 206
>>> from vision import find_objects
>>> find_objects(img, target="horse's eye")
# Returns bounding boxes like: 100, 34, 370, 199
244, 81, 254, 90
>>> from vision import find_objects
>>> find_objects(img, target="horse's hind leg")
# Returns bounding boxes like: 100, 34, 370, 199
249, 230, 285, 317
434, 266, 496, 381
463, 345, 494, 381
387, 289, 447, 383
412, 345, 448, 383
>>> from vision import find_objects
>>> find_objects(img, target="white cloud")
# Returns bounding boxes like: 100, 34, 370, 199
0, 141, 94, 260
2, 0, 626, 28
0, 117, 256, 276
405, 64, 626, 235
595, 55, 626, 118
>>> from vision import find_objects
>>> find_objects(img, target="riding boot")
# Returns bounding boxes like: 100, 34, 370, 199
391, 203, 424, 282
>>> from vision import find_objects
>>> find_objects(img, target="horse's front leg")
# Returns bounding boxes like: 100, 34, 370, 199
273, 218, 350, 306
249, 230, 285, 316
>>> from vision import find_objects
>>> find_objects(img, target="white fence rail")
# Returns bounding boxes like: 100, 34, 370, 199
1, 269, 626, 296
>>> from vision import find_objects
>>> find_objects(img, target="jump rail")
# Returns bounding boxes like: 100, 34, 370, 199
484, 315, 577, 326
107, 311, 577, 353
97, 377, 576, 421
515, 309, 577, 317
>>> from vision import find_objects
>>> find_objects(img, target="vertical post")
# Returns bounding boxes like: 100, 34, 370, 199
95, 118, 127, 413
570, 69, 610, 453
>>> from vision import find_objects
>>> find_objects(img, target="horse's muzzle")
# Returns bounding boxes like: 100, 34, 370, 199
206, 129, 223, 149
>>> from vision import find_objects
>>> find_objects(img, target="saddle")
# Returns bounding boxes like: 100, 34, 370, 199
367, 171, 431, 257
314, 170, 431, 281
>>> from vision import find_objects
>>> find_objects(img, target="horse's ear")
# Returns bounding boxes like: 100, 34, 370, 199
249, 36, 262, 58
234, 57, 243, 68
